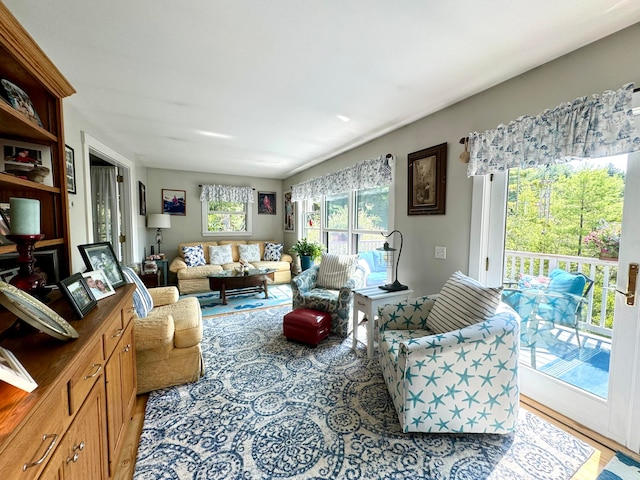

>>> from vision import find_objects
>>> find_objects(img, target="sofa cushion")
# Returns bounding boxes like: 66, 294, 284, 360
209, 244, 233, 264
238, 243, 260, 262
316, 253, 358, 290
122, 266, 154, 318
182, 244, 206, 267
264, 242, 283, 261
427, 271, 502, 335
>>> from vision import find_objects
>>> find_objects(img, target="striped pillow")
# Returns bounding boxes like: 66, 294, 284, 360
316, 253, 358, 290
121, 266, 154, 318
427, 271, 502, 334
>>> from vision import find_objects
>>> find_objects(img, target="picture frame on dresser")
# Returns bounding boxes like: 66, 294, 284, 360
78, 241, 127, 288
1, 138, 53, 187
59, 272, 97, 319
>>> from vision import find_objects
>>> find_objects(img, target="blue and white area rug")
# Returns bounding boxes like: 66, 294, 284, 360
182, 284, 292, 317
134, 306, 594, 479
597, 452, 640, 479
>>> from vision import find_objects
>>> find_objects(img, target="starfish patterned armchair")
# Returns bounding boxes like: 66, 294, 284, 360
291, 253, 366, 337
377, 271, 520, 434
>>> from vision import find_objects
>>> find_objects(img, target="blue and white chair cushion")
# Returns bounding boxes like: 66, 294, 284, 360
121, 266, 154, 318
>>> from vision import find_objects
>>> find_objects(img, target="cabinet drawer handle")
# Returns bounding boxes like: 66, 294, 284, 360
83, 363, 103, 380
66, 452, 79, 464
23, 433, 57, 471
123, 343, 131, 353
112, 328, 124, 338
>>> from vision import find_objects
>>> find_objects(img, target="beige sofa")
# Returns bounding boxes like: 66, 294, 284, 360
169, 240, 293, 294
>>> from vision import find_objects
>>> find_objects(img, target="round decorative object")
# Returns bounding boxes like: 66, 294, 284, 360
0, 281, 79, 340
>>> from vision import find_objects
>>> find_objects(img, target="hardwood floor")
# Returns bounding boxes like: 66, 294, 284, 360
114, 394, 633, 479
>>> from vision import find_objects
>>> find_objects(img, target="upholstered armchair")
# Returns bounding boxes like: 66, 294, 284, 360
377, 279, 520, 434
291, 255, 366, 337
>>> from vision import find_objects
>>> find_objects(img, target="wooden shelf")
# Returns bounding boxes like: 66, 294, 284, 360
0, 171, 61, 193
0, 101, 57, 142
0, 237, 64, 255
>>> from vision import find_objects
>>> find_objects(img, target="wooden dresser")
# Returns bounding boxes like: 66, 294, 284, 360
0, 284, 136, 479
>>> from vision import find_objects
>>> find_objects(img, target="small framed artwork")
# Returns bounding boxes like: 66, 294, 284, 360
0, 346, 37, 392
0, 203, 10, 246
284, 191, 295, 232
77, 241, 127, 288
59, 273, 97, 319
65, 145, 76, 194
258, 191, 276, 215
82, 269, 115, 300
408, 142, 447, 215
139, 181, 146, 216
1, 139, 53, 186
162, 189, 186, 215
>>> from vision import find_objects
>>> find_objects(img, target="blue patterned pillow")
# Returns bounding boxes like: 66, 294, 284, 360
182, 244, 206, 267
121, 266, 153, 318
263, 242, 283, 261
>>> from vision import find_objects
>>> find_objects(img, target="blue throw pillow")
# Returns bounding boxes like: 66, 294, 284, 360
548, 269, 586, 296
121, 266, 153, 318
182, 244, 206, 267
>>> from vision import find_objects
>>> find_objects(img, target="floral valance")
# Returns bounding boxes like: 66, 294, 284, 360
467, 83, 640, 176
291, 154, 393, 202
200, 184, 255, 203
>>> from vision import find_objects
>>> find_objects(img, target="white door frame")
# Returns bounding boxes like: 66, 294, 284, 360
81, 132, 136, 265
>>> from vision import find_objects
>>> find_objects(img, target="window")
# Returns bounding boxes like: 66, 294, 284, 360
201, 200, 252, 235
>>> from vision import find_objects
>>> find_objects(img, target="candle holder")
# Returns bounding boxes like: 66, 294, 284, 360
6, 234, 48, 300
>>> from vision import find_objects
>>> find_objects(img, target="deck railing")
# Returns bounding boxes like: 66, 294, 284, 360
504, 250, 617, 338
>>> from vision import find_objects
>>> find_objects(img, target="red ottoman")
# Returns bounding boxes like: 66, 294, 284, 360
283, 308, 332, 346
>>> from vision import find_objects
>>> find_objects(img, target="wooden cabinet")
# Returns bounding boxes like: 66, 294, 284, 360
0, 284, 136, 479
0, 2, 75, 279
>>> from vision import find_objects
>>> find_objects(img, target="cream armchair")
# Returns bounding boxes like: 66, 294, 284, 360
130, 283, 204, 394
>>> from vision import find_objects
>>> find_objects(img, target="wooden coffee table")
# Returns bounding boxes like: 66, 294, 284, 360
207, 268, 276, 305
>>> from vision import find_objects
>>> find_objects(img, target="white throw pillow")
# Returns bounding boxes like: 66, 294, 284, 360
316, 253, 358, 290
427, 271, 503, 334
209, 244, 233, 265
238, 243, 261, 263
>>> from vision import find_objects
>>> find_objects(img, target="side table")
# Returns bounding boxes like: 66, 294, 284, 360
352, 286, 414, 359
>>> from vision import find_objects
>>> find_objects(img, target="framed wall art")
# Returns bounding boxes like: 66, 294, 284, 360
284, 191, 295, 232
408, 142, 447, 215
162, 189, 186, 215
139, 181, 147, 215
65, 145, 76, 194
258, 191, 276, 215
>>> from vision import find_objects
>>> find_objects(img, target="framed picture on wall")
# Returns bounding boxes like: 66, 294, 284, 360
284, 191, 295, 232
258, 191, 276, 215
65, 145, 76, 194
408, 142, 447, 215
139, 181, 146, 215
162, 189, 186, 215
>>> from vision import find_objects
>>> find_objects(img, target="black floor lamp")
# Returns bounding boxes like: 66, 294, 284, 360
377, 229, 408, 291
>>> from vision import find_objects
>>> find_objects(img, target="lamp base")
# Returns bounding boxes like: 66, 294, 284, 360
379, 281, 408, 292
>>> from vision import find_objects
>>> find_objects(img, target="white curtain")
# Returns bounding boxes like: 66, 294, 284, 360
200, 184, 255, 203
467, 83, 640, 176
291, 154, 393, 202
90, 166, 118, 244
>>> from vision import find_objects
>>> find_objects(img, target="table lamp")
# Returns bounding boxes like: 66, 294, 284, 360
377, 230, 408, 292
146, 213, 171, 255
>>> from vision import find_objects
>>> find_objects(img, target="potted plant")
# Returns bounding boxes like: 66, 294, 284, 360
289, 238, 324, 271
584, 221, 621, 260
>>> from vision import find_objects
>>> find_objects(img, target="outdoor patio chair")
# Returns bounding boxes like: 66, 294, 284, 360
502, 269, 594, 349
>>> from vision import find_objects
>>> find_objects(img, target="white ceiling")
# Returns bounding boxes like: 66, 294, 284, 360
4, 1, 640, 179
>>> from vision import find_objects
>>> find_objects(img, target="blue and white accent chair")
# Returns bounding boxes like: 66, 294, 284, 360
377, 271, 520, 434
291, 253, 366, 337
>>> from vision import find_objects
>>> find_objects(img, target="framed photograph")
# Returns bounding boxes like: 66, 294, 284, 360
139, 181, 146, 215
162, 189, 186, 215
77, 241, 127, 288
59, 273, 97, 319
1, 139, 53, 186
284, 191, 295, 232
0, 202, 10, 246
82, 269, 115, 300
65, 145, 76, 194
258, 191, 276, 215
1, 79, 42, 127
0, 346, 37, 392
408, 142, 447, 215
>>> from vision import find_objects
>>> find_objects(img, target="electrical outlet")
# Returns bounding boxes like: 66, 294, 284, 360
435, 246, 446, 259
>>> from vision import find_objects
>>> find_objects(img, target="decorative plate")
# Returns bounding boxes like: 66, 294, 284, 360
0, 281, 78, 340
1, 79, 43, 127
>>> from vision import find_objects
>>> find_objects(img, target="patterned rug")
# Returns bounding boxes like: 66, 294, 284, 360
134, 306, 594, 479
181, 284, 292, 317
597, 452, 640, 479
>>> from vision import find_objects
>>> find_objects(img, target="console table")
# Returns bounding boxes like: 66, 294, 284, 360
352, 286, 414, 359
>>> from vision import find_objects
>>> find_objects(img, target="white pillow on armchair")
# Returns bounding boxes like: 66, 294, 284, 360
316, 253, 359, 290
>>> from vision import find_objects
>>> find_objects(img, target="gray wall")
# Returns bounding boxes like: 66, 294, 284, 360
284, 23, 640, 297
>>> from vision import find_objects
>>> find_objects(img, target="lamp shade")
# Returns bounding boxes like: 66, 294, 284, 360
147, 213, 171, 229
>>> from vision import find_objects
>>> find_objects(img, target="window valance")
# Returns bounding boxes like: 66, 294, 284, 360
467, 83, 640, 176
291, 154, 394, 202
200, 184, 255, 203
